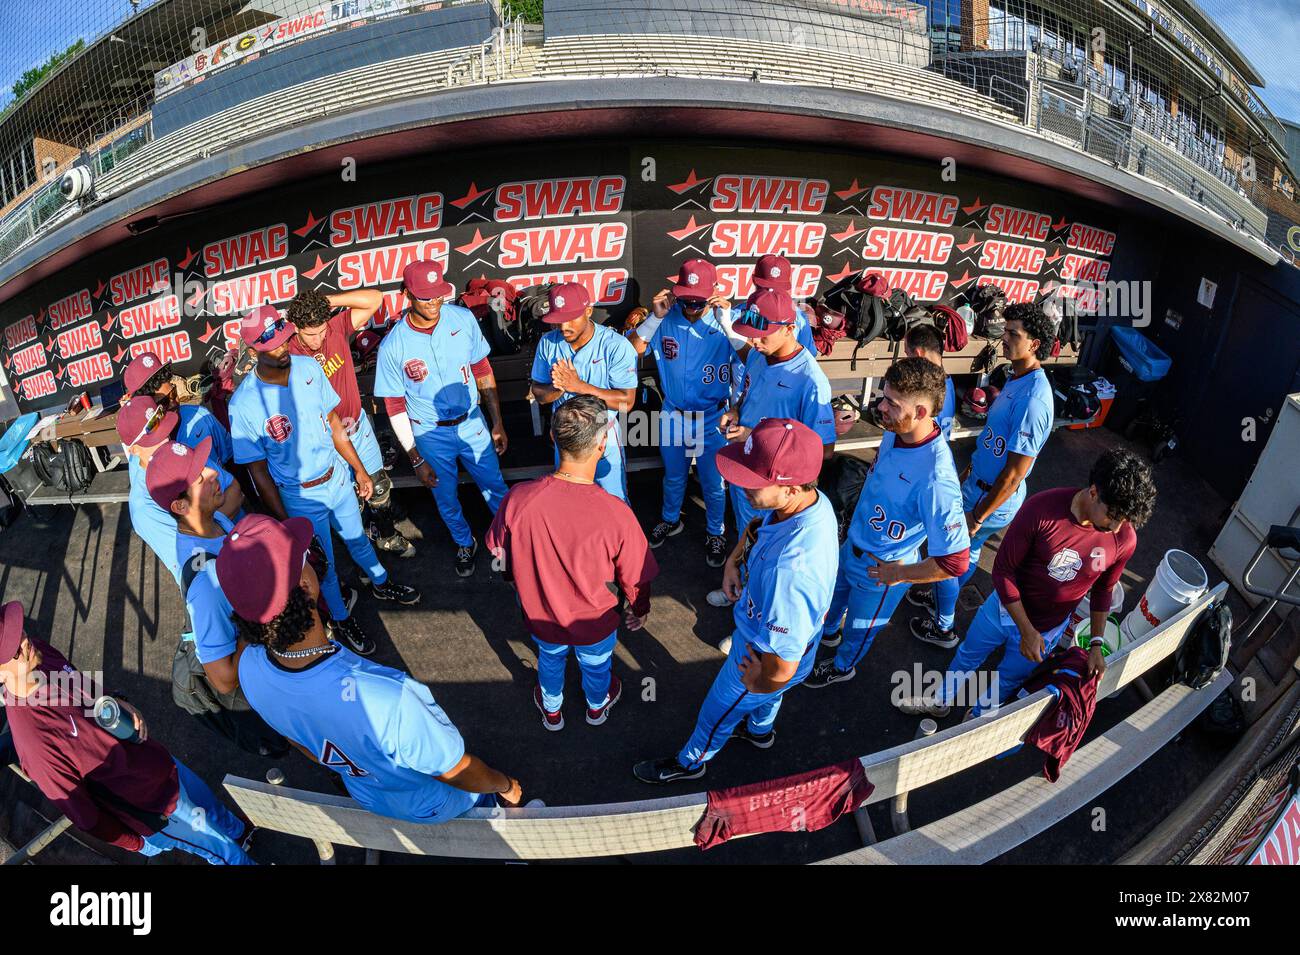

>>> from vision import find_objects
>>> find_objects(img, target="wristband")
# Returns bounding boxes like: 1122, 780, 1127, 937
410, 455, 426, 469
635, 312, 665, 342
1089, 638, 1105, 648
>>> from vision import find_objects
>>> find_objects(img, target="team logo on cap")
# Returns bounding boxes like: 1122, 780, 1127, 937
404, 359, 429, 383
662, 337, 679, 360
686, 272, 700, 286
427, 268, 440, 283
265, 415, 293, 444
170, 444, 188, 457
769, 265, 781, 278
554, 294, 566, 308
744, 434, 754, 455
142, 355, 156, 368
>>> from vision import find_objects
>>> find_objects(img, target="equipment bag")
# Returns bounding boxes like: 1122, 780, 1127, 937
460, 278, 523, 355
31, 439, 94, 495
1174, 599, 1232, 690
821, 453, 871, 541
931, 304, 968, 352
964, 282, 1008, 339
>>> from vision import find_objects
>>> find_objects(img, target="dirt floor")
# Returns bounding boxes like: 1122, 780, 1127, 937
0, 422, 1250, 865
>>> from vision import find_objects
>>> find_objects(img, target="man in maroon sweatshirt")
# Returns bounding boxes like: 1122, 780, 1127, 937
899, 448, 1155, 717
0, 601, 255, 864
487, 395, 658, 733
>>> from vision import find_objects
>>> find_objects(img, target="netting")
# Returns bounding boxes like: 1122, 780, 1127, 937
0, 0, 1297, 270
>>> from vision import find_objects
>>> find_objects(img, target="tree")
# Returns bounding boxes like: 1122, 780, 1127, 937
501, 1, 543, 23
8, 39, 86, 108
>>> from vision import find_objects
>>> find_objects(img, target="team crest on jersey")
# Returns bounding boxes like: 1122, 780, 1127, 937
404, 358, 429, 383
321, 739, 369, 778
265, 414, 293, 443
1047, 547, 1083, 582
662, 336, 679, 360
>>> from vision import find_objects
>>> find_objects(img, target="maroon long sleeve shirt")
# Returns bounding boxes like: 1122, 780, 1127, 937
486, 475, 658, 645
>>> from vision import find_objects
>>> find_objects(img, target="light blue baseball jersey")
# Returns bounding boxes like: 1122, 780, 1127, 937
239, 646, 470, 823
738, 346, 837, 444
373, 305, 490, 430
848, 429, 968, 563
645, 303, 735, 412
727, 306, 816, 404
177, 404, 233, 467
531, 321, 638, 409
938, 377, 956, 441
734, 491, 839, 661
229, 355, 340, 486
177, 512, 236, 664
127, 451, 235, 586
969, 367, 1054, 488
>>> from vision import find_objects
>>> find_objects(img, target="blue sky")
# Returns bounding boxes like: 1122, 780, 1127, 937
1, 0, 1297, 121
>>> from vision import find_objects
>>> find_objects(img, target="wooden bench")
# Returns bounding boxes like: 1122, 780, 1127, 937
219, 584, 1224, 863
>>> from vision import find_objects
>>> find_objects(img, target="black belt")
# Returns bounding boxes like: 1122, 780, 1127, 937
436, 413, 469, 428
975, 478, 993, 493
851, 544, 865, 560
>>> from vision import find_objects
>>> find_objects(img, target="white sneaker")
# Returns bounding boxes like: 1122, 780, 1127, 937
707, 588, 733, 608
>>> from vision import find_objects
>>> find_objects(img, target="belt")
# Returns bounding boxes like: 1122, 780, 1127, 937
851, 544, 865, 560
436, 413, 469, 428
301, 466, 334, 489
975, 478, 993, 493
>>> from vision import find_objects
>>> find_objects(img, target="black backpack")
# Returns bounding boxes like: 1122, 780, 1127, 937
821, 453, 871, 541
1174, 599, 1232, 690
818, 272, 897, 370
963, 283, 1008, 339
32, 439, 94, 496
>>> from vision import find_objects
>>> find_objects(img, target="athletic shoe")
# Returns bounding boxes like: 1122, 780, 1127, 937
240, 825, 259, 853
341, 583, 359, 615
633, 757, 705, 785
373, 531, 415, 558
704, 534, 728, 568
706, 588, 734, 608
585, 674, 623, 726
533, 685, 564, 732
731, 722, 775, 749
332, 616, 376, 656
455, 539, 478, 577
717, 634, 733, 654
649, 519, 685, 548
820, 628, 842, 649
906, 586, 936, 611
371, 579, 421, 606
803, 659, 855, 689
910, 616, 960, 649
895, 696, 951, 717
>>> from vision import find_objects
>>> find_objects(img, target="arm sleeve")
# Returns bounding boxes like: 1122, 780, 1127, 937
933, 548, 970, 577
1089, 528, 1136, 614
1009, 389, 1055, 458
992, 505, 1037, 606
470, 357, 493, 379
390, 680, 466, 778
372, 338, 404, 399
228, 397, 266, 465
614, 512, 659, 617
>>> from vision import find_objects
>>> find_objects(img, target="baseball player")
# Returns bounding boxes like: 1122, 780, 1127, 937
374, 261, 510, 577
226, 514, 534, 820
288, 286, 414, 558
117, 395, 242, 587
907, 302, 1057, 649
228, 305, 419, 657
902, 323, 955, 440
626, 258, 735, 566
803, 358, 970, 689
634, 418, 838, 783
899, 449, 1153, 717
0, 601, 255, 864
530, 282, 638, 501
123, 350, 234, 470
722, 254, 818, 407
719, 287, 837, 539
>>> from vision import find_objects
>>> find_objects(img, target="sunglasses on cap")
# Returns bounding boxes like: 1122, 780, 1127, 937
735, 304, 792, 332
129, 402, 170, 446
677, 296, 709, 310
255, 317, 289, 345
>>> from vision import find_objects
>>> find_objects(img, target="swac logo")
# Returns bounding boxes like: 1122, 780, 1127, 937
265, 414, 293, 443
404, 359, 429, 383
662, 336, 679, 360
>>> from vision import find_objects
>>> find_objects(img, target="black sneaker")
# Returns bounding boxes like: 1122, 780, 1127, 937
455, 539, 478, 577
906, 586, 936, 611
371, 579, 421, 606
804, 659, 855, 689
820, 628, 842, 649
910, 615, 960, 649
633, 756, 705, 785
731, 722, 775, 749
649, 519, 685, 549
340, 583, 359, 615
704, 534, 728, 568
332, 616, 376, 656
373, 530, 415, 558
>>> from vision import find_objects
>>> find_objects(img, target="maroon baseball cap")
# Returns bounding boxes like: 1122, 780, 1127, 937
145, 437, 213, 513
753, 254, 793, 291
0, 601, 24, 662
116, 395, 178, 449
215, 514, 315, 625
732, 288, 797, 339
671, 259, 716, 300
543, 282, 591, 323
716, 418, 822, 489
240, 304, 294, 352
123, 351, 168, 396
402, 260, 454, 300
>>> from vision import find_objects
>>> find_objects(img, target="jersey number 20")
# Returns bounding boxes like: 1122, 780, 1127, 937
868, 505, 905, 541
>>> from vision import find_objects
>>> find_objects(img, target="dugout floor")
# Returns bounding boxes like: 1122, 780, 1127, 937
0, 425, 1248, 865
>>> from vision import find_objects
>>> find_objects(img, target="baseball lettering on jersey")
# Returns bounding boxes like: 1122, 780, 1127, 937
321, 740, 369, 777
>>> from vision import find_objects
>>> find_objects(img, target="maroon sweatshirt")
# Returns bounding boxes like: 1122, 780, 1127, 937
993, 487, 1136, 632
3, 642, 179, 852
486, 475, 658, 645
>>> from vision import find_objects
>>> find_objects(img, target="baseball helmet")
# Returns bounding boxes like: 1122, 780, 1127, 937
963, 386, 990, 419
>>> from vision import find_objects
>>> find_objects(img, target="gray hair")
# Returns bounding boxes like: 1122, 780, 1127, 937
551, 394, 609, 458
